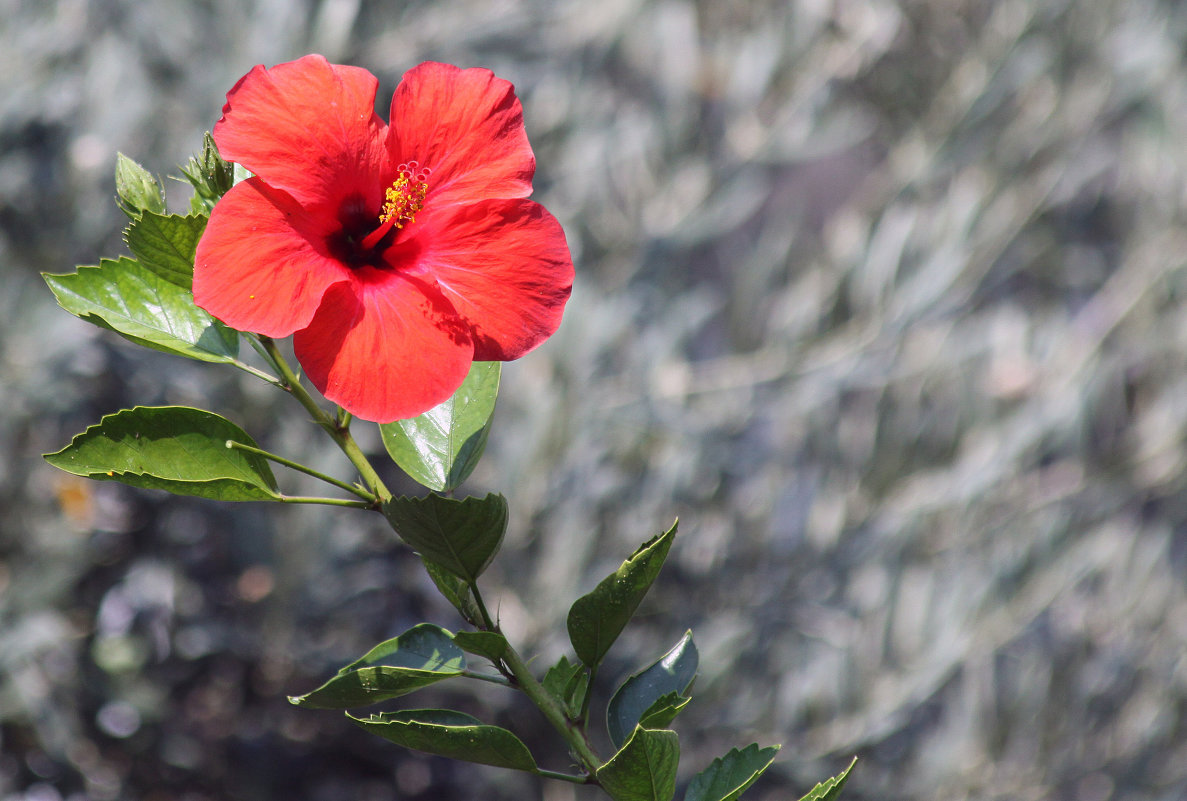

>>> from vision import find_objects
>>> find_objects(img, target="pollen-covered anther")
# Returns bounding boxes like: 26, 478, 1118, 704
360, 163, 431, 250
379, 175, 428, 229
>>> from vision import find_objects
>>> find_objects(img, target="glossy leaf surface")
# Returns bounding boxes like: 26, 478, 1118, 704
379, 361, 500, 491
44, 406, 278, 501
608, 631, 697, 749
290, 623, 465, 709
44, 257, 239, 364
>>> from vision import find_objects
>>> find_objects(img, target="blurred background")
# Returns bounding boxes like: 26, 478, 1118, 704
4, 0, 1187, 799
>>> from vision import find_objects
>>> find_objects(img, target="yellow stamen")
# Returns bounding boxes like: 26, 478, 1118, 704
379, 175, 428, 229
360, 161, 431, 251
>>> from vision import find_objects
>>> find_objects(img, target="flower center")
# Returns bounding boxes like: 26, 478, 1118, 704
360, 161, 431, 251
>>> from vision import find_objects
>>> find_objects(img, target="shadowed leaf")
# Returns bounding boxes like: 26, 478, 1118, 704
684, 744, 780, 801
596, 726, 680, 801
383, 493, 507, 583
350, 708, 537, 770
608, 631, 697, 749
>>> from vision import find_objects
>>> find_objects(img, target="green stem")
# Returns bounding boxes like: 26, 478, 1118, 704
533, 768, 593, 785
230, 358, 284, 387
461, 670, 513, 687
226, 440, 376, 502
501, 643, 602, 773
579, 665, 597, 733
258, 336, 392, 502
469, 582, 497, 631
248, 334, 285, 376
276, 495, 373, 508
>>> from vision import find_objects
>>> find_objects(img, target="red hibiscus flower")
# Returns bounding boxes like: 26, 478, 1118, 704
193, 55, 573, 422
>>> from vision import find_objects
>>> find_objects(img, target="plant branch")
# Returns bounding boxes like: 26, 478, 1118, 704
275, 495, 374, 508
230, 358, 284, 387
226, 440, 376, 502
532, 768, 593, 785
461, 670, 513, 687
469, 582, 497, 631
500, 642, 602, 773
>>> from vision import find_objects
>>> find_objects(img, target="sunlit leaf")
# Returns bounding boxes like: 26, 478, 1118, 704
179, 132, 235, 213
379, 361, 500, 492
44, 257, 239, 364
44, 406, 278, 502
290, 624, 465, 709
125, 211, 207, 290
567, 521, 678, 667
115, 153, 166, 217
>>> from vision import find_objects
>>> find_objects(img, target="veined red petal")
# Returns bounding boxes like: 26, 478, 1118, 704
214, 54, 389, 213
293, 271, 475, 422
410, 199, 573, 361
387, 62, 535, 209
194, 178, 349, 337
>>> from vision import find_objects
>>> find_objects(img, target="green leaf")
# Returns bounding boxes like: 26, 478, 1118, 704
795, 757, 856, 801
543, 654, 584, 700
382, 493, 507, 583
541, 654, 590, 719
44, 406, 279, 501
637, 692, 691, 732
596, 726, 680, 801
567, 521, 678, 667
115, 153, 166, 217
542, 654, 587, 717
343, 623, 464, 672
422, 558, 481, 624
125, 211, 208, 290
451, 630, 508, 664
608, 631, 698, 749
290, 623, 465, 709
350, 708, 537, 771
178, 132, 235, 214
684, 744, 780, 801
379, 361, 500, 492
44, 257, 239, 364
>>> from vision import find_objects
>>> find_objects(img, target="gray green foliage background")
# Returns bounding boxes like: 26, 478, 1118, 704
3, 0, 1187, 799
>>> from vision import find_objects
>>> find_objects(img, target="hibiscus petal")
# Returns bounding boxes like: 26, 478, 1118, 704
194, 178, 349, 337
293, 270, 475, 423
214, 54, 388, 213
387, 62, 535, 209
410, 199, 573, 361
